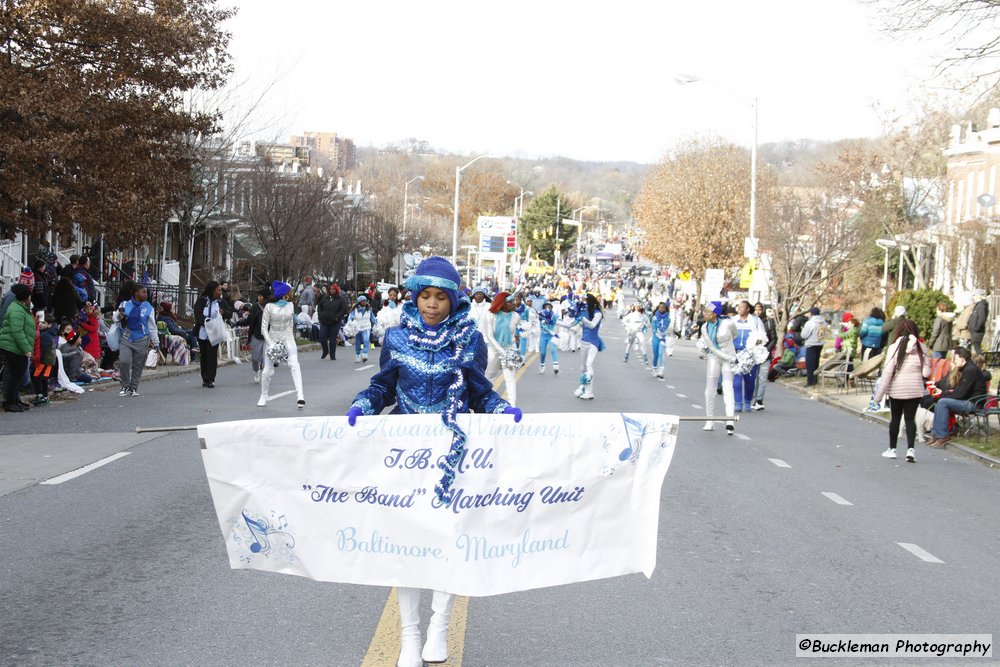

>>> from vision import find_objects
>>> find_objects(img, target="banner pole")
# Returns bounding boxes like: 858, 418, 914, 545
136, 425, 198, 433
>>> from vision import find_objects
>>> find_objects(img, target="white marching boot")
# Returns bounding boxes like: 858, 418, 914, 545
396, 587, 423, 667
257, 368, 271, 407
422, 590, 455, 664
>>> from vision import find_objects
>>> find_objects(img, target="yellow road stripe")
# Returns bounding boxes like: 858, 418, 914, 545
362, 352, 534, 666
361, 590, 470, 666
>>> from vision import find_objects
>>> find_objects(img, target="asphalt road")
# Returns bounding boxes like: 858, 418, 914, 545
2, 308, 998, 666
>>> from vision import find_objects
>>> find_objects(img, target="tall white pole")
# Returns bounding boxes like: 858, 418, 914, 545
452, 155, 493, 265
452, 167, 461, 264
750, 96, 758, 250
403, 179, 410, 236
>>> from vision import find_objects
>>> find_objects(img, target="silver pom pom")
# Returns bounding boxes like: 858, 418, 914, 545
499, 347, 524, 370
266, 341, 289, 366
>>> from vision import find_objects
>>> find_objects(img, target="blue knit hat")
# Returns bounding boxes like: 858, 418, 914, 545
406, 256, 463, 315
709, 301, 724, 315
271, 281, 291, 299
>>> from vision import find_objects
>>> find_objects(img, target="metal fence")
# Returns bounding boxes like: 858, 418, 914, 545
99, 282, 201, 315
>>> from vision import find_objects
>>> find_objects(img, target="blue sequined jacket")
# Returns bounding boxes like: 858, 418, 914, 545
351, 301, 510, 416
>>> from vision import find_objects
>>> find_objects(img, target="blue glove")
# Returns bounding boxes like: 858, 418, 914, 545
347, 406, 363, 427
503, 406, 523, 423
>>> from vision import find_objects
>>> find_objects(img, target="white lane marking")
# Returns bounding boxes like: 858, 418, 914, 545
676, 393, 687, 399
267, 390, 295, 402
666, 385, 675, 389
822, 492, 853, 506
734, 433, 751, 441
41, 452, 131, 485
897, 542, 945, 563
691, 404, 702, 409
356, 364, 375, 371
768, 458, 791, 468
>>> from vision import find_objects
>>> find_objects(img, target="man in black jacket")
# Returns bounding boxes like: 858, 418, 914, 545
316, 284, 348, 360
928, 347, 988, 447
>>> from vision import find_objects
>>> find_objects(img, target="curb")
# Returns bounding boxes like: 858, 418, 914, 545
72, 343, 323, 394
783, 380, 1000, 469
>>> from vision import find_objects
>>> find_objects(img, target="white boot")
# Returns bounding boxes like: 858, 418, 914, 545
553, 361, 559, 375
539, 364, 545, 374
396, 588, 422, 667
422, 590, 454, 663
289, 359, 304, 404
258, 364, 272, 407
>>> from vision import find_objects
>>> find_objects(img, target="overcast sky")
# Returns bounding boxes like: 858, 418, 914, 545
225, 0, 942, 163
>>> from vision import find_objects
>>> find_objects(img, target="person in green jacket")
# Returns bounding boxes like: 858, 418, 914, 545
0, 284, 37, 412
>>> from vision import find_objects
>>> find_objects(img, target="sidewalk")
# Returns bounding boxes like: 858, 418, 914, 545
48, 342, 323, 396
779, 375, 1000, 468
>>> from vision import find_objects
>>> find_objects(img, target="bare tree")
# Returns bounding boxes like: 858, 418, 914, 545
239, 161, 330, 282
762, 188, 878, 329
870, 0, 1000, 90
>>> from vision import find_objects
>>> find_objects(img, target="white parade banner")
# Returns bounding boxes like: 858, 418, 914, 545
198, 412, 677, 597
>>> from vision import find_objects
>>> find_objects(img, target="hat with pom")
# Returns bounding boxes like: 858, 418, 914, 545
18, 267, 34, 288
406, 256, 463, 315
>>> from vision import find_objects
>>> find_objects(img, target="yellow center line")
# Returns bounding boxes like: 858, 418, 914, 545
363, 351, 536, 666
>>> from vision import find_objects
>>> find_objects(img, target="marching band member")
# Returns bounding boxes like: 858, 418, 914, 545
650, 302, 671, 379
538, 301, 560, 375
699, 301, 736, 435
622, 304, 650, 365
258, 281, 304, 408
731, 300, 767, 412
573, 294, 605, 400
482, 291, 522, 406
346, 256, 519, 667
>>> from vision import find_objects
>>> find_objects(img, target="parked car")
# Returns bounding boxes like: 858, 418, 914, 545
524, 259, 554, 276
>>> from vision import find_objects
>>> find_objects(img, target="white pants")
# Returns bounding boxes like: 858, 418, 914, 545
486, 348, 518, 406
261, 335, 304, 401
625, 331, 648, 361
705, 354, 735, 422
578, 341, 599, 397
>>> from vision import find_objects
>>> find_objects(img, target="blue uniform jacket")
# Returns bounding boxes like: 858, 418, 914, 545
352, 301, 509, 417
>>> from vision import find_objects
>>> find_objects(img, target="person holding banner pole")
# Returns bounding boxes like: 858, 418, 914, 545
699, 301, 737, 435
346, 256, 521, 667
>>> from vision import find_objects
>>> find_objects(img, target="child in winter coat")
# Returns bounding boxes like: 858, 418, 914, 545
347, 256, 519, 667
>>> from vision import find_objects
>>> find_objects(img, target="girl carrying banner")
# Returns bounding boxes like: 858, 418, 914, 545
346, 256, 521, 667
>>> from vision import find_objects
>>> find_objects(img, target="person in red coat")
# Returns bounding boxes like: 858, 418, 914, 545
78, 303, 103, 361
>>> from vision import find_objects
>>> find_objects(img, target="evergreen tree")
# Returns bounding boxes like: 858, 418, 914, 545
519, 186, 575, 264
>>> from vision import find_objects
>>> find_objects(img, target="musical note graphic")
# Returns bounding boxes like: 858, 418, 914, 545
235, 510, 297, 563
243, 511, 267, 553
618, 415, 647, 462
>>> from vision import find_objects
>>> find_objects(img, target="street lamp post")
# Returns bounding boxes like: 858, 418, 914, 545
462, 245, 477, 286
452, 154, 495, 264
513, 188, 532, 266
398, 176, 424, 284
570, 204, 599, 263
